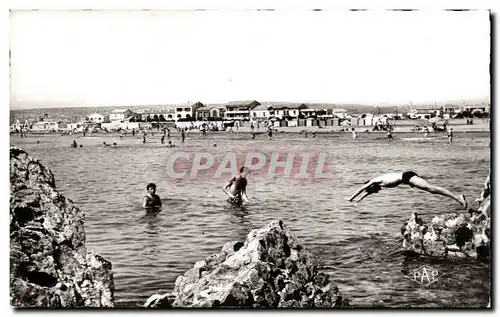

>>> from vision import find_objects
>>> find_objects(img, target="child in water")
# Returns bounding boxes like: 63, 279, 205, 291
142, 183, 162, 208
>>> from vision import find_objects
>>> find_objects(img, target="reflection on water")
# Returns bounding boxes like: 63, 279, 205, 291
10, 132, 490, 307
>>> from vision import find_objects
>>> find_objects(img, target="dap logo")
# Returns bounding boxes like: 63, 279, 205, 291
404, 265, 443, 286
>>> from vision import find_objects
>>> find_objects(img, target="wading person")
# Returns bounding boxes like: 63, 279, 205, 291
352, 128, 357, 140
181, 129, 186, 143
161, 135, 165, 144
268, 126, 273, 140
348, 171, 467, 209
387, 129, 393, 141
447, 127, 453, 143
223, 167, 251, 205
142, 183, 162, 208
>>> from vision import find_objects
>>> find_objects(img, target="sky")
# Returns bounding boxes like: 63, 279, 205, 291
9, 10, 491, 109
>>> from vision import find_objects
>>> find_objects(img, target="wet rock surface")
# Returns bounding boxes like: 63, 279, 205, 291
145, 220, 349, 308
401, 174, 490, 260
10, 147, 115, 307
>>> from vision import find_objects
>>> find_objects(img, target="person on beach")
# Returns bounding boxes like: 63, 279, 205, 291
71, 140, 78, 148
352, 128, 357, 140
181, 129, 186, 143
304, 130, 308, 138
447, 127, 453, 143
223, 167, 251, 205
161, 135, 165, 144
423, 125, 429, 137
268, 126, 273, 140
113, 142, 117, 148
143, 134, 146, 144
251, 131, 256, 139
347, 171, 468, 209
103, 142, 110, 147
166, 140, 175, 148
312, 131, 316, 138
132, 128, 135, 137
387, 130, 393, 141
142, 183, 162, 208
167, 128, 171, 140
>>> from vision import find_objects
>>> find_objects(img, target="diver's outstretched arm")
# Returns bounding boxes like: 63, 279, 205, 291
348, 181, 373, 202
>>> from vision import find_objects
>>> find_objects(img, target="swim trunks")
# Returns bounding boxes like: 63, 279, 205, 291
227, 196, 243, 205
402, 171, 419, 185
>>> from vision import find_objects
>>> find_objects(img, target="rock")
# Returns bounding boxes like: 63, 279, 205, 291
10, 147, 114, 307
145, 220, 349, 308
401, 174, 491, 260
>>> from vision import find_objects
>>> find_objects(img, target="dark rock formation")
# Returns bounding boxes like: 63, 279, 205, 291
401, 174, 490, 260
145, 220, 349, 308
10, 147, 114, 307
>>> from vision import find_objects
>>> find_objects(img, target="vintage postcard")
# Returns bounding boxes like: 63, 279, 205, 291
9, 9, 491, 308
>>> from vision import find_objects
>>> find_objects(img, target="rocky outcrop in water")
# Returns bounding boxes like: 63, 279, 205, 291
10, 147, 114, 307
145, 220, 349, 308
401, 174, 490, 260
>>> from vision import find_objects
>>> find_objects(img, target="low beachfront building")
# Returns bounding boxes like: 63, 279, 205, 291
249, 104, 274, 121
175, 102, 204, 120
414, 108, 440, 120
195, 106, 210, 121
208, 106, 226, 120
31, 121, 60, 132
87, 113, 105, 123
225, 100, 261, 120
109, 109, 134, 123
273, 104, 309, 119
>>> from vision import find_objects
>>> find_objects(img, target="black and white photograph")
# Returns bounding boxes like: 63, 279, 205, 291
9, 8, 492, 309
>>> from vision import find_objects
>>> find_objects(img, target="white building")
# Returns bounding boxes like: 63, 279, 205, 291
31, 121, 60, 132
109, 109, 134, 123
175, 102, 204, 120
87, 113, 105, 123
273, 104, 308, 119
250, 105, 273, 120
225, 100, 261, 120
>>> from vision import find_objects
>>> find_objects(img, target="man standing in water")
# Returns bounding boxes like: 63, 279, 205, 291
142, 183, 162, 208
181, 128, 186, 143
447, 127, 453, 143
352, 128, 357, 140
223, 167, 251, 205
268, 126, 273, 140
347, 171, 467, 209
